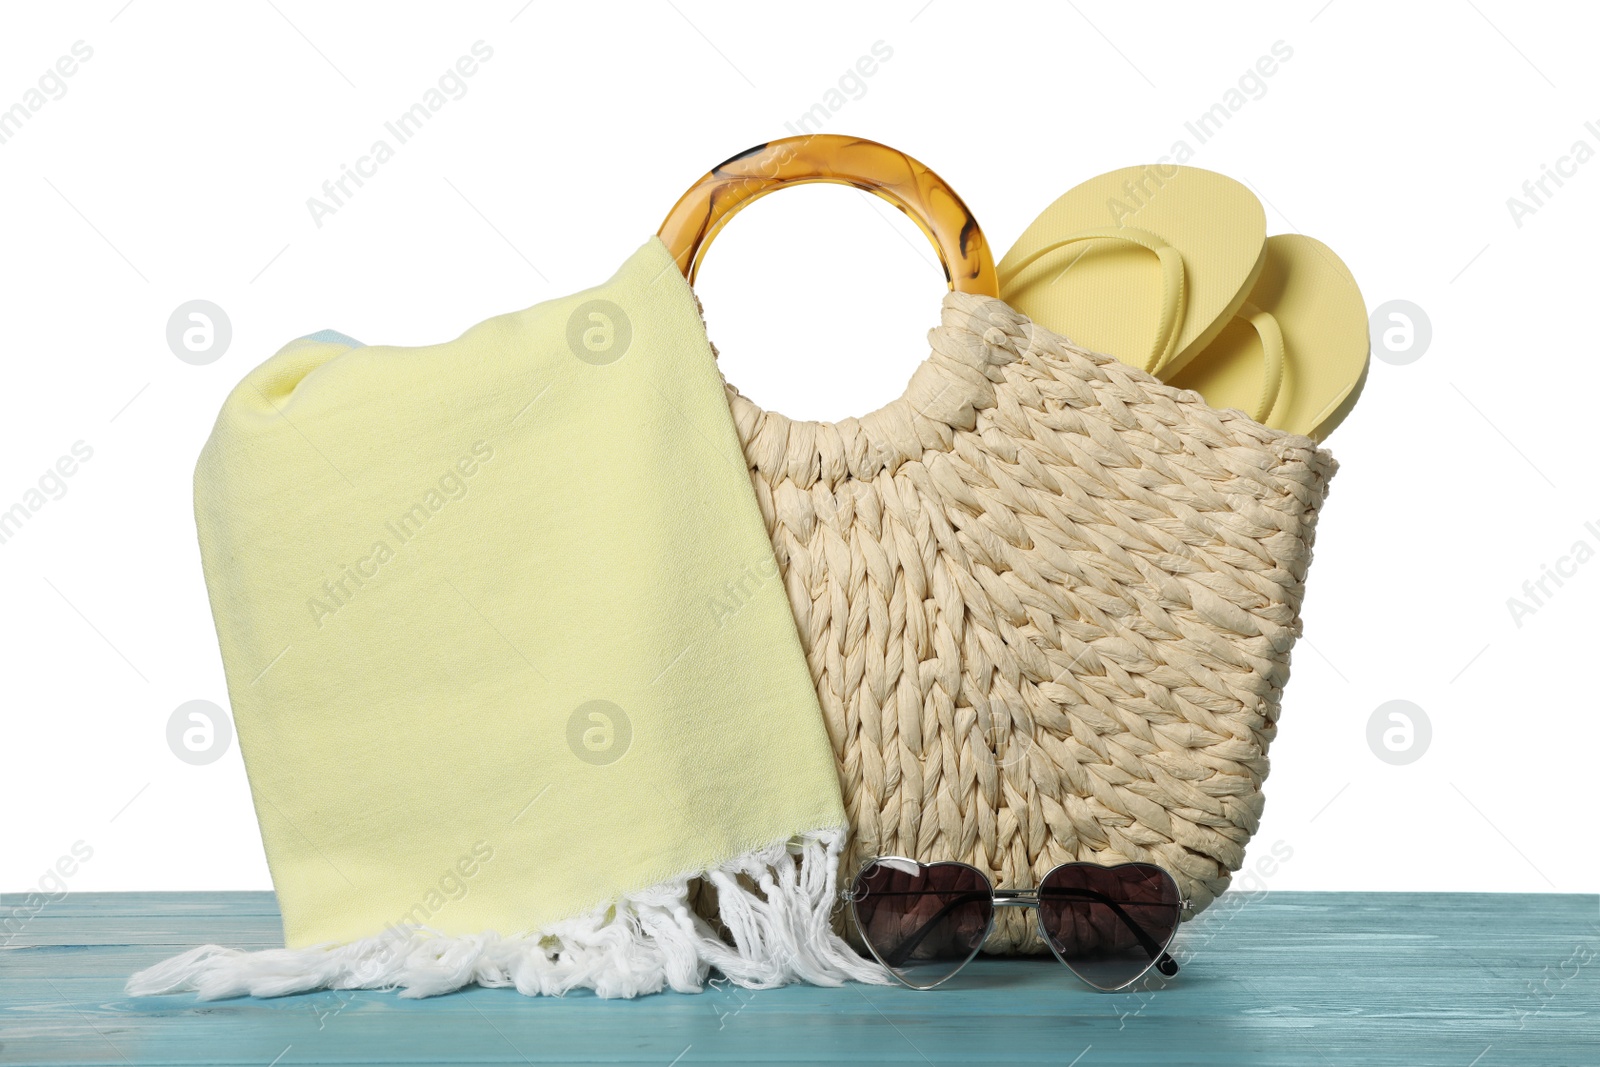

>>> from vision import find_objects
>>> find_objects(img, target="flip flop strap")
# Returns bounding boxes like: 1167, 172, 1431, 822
1237, 301, 1286, 424
999, 227, 1187, 376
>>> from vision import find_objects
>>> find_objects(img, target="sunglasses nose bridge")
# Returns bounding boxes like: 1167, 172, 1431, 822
991, 890, 1038, 909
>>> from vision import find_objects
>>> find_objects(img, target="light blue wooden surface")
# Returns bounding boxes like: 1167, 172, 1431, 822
2, 891, 1596, 1065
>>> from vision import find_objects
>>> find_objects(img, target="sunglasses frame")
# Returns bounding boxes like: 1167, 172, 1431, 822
846, 856, 1191, 992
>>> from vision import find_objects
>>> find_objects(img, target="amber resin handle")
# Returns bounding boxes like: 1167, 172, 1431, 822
658, 135, 998, 297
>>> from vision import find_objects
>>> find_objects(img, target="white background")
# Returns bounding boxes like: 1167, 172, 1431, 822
2, 1, 1595, 900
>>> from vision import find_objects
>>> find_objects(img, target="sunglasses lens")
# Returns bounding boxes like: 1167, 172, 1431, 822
1037, 862, 1182, 991
850, 860, 993, 989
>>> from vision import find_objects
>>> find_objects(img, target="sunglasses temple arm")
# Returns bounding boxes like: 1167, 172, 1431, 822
873, 891, 994, 969
1047, 888, 1180, 977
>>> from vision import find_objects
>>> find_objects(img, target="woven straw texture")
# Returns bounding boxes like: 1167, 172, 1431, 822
719, 292, 1336, 954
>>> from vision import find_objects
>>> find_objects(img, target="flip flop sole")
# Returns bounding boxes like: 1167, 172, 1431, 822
1167, 234, 1368, 442
999, 166, 1267, 378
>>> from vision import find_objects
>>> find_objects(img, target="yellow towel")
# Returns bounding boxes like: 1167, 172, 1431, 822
127, 238, 884, 999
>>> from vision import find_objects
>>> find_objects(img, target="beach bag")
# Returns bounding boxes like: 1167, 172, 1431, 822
659, 136, 1337, 952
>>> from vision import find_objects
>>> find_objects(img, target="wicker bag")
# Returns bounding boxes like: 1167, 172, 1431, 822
660, 137, 1336, 952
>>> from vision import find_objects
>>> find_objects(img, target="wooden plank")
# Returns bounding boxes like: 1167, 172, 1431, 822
0, 892, 1594, 1065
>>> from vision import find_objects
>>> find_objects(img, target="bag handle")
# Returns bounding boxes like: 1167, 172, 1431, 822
658, 135, 998, 297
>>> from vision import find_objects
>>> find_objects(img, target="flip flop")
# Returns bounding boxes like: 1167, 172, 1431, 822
998, 166, 1267, 380
1165, 234, 1368, 442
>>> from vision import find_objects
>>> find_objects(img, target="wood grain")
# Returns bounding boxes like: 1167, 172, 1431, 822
1, 892, 1595, 1065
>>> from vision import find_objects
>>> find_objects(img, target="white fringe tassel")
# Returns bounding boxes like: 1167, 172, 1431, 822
126, 829, 887, 1000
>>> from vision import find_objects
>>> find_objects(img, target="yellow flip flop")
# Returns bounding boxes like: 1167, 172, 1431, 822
998, 166, 1267, 379
1165, 234, 1368, 442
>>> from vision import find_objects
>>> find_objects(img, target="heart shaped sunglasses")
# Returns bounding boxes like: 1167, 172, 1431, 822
847, 857, 1189, 991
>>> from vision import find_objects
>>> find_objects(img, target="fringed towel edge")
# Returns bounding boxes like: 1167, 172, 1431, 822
125, 828, 888, 1000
